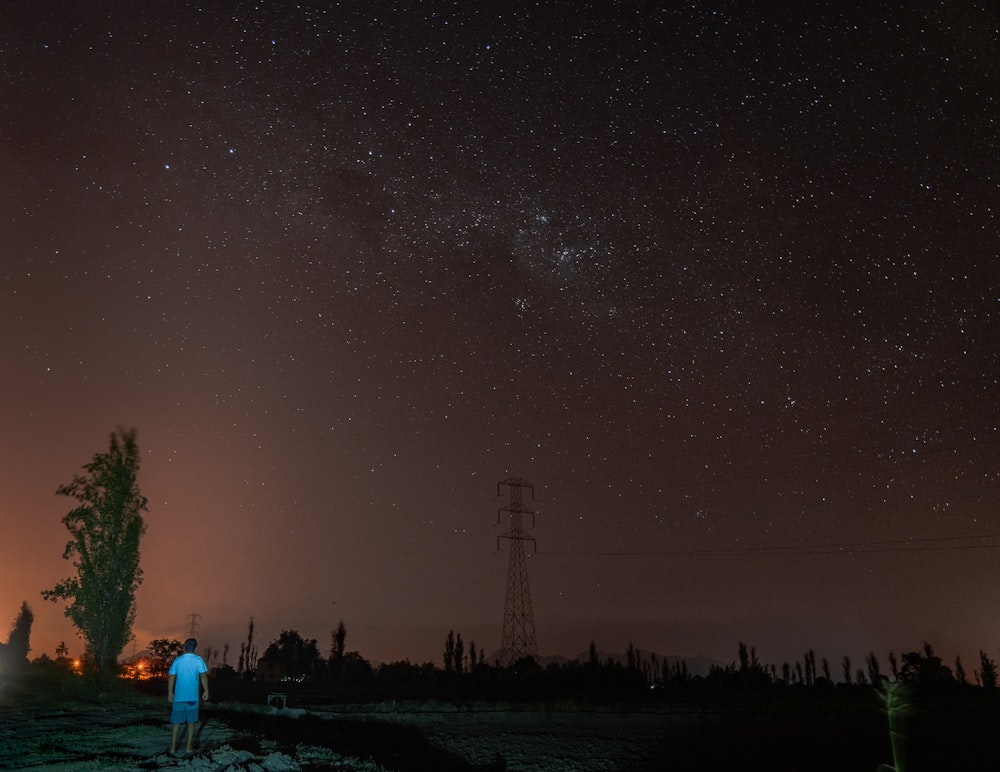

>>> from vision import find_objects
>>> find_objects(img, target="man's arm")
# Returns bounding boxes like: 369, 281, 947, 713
167, 674, 176, 703
200, 671, 210, 701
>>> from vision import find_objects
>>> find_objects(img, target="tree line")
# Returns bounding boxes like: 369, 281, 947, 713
121, 626, 1000, 703
7, 589, 1000, 703
16, 428, 1000, 702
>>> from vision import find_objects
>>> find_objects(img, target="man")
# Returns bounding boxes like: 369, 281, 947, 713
167, 638, 209, 754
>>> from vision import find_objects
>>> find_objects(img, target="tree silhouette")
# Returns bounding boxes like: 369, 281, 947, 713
42, 429, 147, 672
866, 651, 882, 684
0, 601, 34, 666
238, 616, 258, 676
804, 649, 817, 686
330, 619, 347, 662
898, 642, 953, 685
443, 630, 456, 673
454, 632, 465, 675
260, 629, 323, 680
978, 650, 997, 689
148, 638, 184, 678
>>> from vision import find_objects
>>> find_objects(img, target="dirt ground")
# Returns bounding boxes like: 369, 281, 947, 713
0, 699, 677, 771
5, 681, 997, 771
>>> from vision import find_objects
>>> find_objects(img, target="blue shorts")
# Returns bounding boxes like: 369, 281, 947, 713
170, 701, 199, 724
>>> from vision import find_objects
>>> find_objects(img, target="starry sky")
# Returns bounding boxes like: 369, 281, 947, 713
2, 1, 998, 672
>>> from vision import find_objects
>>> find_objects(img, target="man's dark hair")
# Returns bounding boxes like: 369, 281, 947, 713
184, 638, 197, 652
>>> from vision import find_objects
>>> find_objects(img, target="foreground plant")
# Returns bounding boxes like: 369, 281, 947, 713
876, 680, 910, 772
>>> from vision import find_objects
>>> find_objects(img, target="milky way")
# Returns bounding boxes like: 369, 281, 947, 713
2, 1, 997, 669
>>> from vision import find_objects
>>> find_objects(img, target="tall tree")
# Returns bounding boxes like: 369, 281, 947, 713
42, 429, 148, 671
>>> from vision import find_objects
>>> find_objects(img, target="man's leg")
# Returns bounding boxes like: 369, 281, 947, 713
171, 723, 180, 753
186, 721, 196, 752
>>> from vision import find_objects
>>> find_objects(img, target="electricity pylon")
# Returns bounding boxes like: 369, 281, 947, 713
497, 477, 538, 665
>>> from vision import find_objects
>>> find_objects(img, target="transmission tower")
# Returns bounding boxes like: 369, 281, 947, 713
497, 477, 538, 665
185, 613, 201, 640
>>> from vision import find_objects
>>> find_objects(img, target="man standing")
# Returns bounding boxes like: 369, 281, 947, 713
167, 638, 209, 754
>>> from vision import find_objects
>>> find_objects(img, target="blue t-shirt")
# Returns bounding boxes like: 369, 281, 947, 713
168, 652, 208, 702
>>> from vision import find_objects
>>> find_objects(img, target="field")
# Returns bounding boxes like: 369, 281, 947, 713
3, 698, 673, 771
3, 676, 1000, 771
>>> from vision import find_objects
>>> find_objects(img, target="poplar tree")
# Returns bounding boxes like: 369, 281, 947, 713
866, 651, 882, 684
331, 620, 347, 662
444, 629, 456, 673
979, 650, 997, 689
42, 429, 147, 672
454, 632, 465, 675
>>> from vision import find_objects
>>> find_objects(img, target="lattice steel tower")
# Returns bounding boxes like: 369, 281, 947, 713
497, 477, 538, 664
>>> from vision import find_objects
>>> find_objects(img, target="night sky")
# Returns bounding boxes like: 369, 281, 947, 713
3, 1, 998, 673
